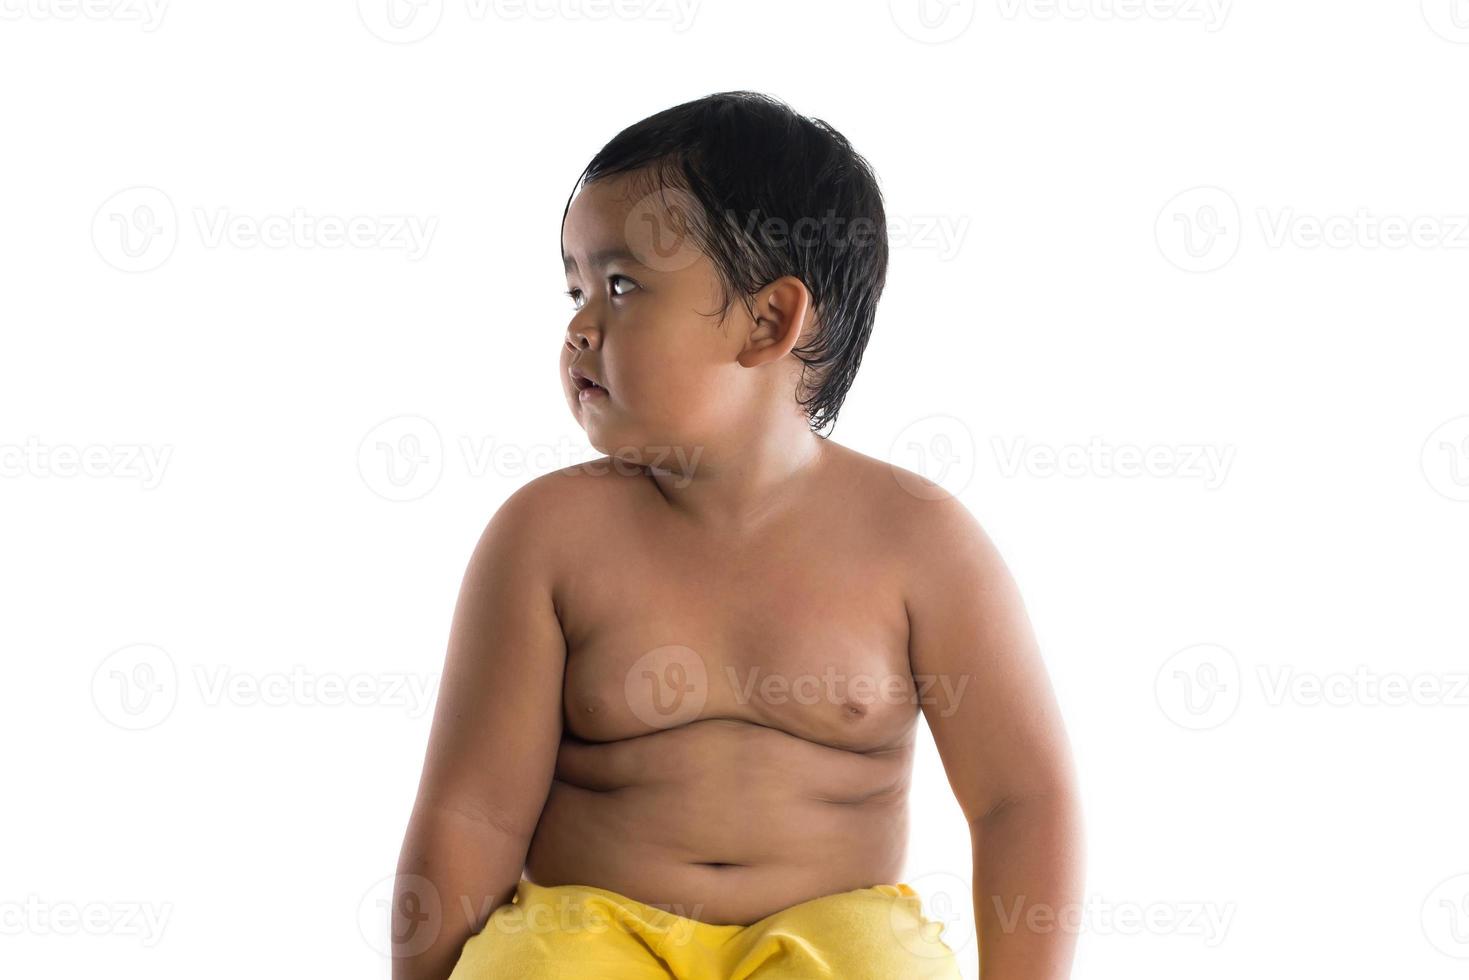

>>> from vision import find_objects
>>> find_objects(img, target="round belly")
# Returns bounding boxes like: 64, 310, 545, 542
523, 718, 914, 925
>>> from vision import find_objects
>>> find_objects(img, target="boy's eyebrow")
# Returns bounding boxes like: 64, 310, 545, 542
562, 245, 642, 274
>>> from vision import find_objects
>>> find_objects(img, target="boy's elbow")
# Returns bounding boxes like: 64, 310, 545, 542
972, 776, 1082, 829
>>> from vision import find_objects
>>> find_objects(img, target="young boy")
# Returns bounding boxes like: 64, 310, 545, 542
392, 91, 1083, 980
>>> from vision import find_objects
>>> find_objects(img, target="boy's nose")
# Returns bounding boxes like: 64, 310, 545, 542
565, 317, 601, 351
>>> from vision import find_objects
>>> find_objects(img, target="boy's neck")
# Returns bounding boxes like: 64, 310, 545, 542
642, 417, 831, 536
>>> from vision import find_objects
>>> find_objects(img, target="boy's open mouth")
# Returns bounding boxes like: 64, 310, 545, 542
570, 369, 608, 396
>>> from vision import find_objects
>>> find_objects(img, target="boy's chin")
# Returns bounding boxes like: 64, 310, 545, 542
582, 428, 625, 460
582, 421, 682, 467
607, 441, 667, 468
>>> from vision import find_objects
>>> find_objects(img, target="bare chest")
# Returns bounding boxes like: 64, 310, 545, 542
555, 520, 916, 751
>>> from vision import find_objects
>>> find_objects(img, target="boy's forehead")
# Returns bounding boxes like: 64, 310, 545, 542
562, 175, 703, 276
561, 180, 639, 268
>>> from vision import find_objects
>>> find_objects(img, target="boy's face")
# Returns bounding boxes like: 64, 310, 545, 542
560, 172, 752, 460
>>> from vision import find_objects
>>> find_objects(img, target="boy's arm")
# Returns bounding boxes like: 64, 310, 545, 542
392, 482, 568, 980
905, 496, 1084, 979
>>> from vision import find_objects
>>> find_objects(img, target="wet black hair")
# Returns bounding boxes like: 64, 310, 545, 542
562, 90, 888, 437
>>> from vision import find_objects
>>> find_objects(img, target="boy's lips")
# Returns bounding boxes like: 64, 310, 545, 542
569, 366, 609, 399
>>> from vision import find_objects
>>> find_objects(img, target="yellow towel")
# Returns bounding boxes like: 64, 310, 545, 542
448, 878, 962, 979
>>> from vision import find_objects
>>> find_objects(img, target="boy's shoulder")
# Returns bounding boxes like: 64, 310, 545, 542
826, 441, 984, 546
482, 455, 642, 541
831, 445, 1013, 627
463, 457, 640, 590
837, 444, 1008, 603
495, 453, 639, 516
480, 447, 989, 574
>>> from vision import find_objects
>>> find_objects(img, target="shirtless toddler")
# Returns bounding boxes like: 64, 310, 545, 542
392, 90, 1083, 980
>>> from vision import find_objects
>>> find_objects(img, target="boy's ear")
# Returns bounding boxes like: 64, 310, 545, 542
738, 275, 812, 368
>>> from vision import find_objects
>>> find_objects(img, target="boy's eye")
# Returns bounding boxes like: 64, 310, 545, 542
563, 275, 638, 311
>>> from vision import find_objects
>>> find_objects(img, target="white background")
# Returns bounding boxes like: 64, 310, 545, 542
3, 1, 1468, 977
